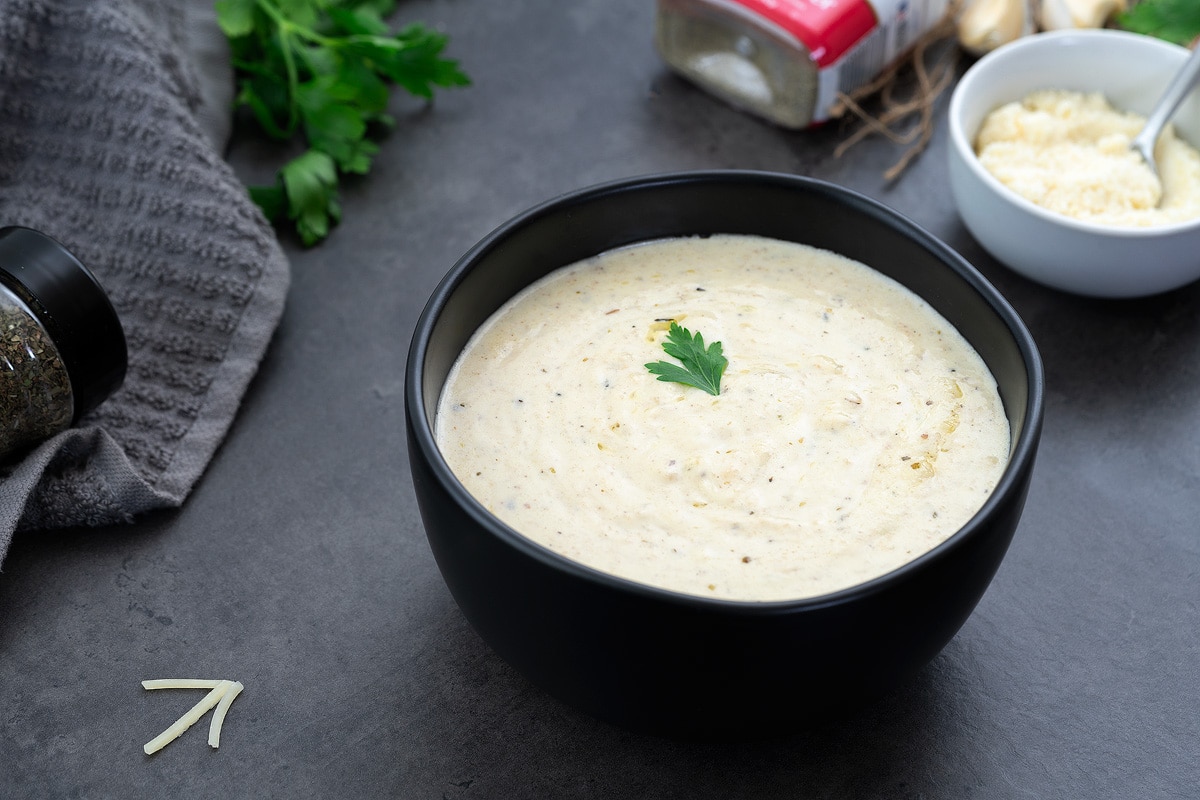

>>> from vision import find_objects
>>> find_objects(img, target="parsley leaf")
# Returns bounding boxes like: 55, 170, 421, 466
645, 323, 728, 396
281, 149, 341, 245
1117, 0, 1200, 46
215, 0, 470, 246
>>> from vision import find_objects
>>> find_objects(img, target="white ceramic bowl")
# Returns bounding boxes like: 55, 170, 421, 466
948, 29, 1200, 299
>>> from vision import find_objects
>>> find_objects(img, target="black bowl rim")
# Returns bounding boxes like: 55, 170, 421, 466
406, 169, 1045, 615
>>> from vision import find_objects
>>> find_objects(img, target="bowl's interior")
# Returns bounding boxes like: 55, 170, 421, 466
954, 30, 1200, 131
416, 172, 1039, 476
949, 30, 1200, 234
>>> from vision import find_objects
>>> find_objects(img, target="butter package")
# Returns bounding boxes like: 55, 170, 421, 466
656, 0, 950, 128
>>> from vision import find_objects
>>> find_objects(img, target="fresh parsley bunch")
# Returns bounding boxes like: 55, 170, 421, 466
1118, 0, 1200, 47
215, 0, 470, 245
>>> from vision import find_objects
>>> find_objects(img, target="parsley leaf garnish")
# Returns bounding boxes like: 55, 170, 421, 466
1117, 0, 1200, 46
645, 322, 728, 396
215, 0, 470, 246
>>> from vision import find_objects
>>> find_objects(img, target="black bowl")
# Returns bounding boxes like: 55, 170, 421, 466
405, 171, 1044, 739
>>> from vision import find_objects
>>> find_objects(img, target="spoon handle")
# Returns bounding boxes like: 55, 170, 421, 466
1132, 45, 1200, 157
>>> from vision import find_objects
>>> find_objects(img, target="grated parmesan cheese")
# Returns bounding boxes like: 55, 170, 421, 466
975, 89, 1200, 226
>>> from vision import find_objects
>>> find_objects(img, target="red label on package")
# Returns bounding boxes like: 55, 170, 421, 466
731, 0, 879, 67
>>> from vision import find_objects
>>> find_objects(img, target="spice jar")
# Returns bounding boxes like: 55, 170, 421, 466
655, 0, 950, 129
0, 226, 126, 461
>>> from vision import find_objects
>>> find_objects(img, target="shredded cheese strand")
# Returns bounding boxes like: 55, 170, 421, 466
143, 680, 233, 755
142, 679, 224, 690
207, 681, 244, 748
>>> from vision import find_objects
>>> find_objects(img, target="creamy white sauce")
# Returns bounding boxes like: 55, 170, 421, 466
436, 235, 1010, 601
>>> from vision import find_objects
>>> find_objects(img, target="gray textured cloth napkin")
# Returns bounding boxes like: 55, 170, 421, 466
0, 0, 290, 560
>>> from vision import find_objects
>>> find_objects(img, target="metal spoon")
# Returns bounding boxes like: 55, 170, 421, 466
1131, 44, 1200, 183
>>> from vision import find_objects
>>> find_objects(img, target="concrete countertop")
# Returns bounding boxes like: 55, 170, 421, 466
3, 1, 1197, 797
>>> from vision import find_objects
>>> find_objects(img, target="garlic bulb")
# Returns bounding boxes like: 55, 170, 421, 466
1038, 0, 1127, 31
957, 0, 1034, 56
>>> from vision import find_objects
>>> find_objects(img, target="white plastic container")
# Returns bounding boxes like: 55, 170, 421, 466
655, 0, 950, 128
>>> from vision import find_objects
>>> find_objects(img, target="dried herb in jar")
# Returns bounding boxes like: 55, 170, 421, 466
0, 294, 74, 456
0, 227, 126, 462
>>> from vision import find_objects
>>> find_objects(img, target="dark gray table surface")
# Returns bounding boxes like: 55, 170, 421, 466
3, 2, 1198, 797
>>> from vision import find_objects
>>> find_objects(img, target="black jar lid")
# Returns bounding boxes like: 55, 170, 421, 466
0, 226, 128, 422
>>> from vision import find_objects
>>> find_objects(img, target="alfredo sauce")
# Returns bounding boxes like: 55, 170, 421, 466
436, 235, 1010, 601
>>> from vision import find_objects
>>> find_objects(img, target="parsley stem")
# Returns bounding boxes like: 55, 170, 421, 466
276, 24, 428, 53
249, 0, 345, 51
254, 0, 302, 132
